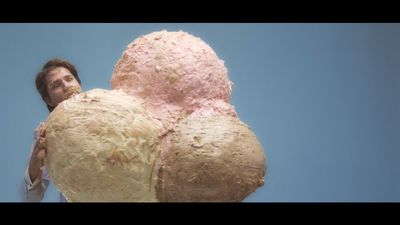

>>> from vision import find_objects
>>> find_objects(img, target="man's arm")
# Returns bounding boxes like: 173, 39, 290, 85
20, 122, 48, 202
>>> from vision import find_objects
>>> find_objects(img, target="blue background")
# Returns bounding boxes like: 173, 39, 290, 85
0, 23, 399, 202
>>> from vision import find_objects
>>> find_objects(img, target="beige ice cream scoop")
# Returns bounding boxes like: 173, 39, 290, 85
44, 89, 162, 202
156, 114, 266, 202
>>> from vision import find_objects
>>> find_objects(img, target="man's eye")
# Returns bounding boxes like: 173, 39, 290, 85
65, 77, 73, 82
51, 82, 61, 89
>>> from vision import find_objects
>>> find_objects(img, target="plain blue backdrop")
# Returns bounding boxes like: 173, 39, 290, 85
0, 23, 399, 202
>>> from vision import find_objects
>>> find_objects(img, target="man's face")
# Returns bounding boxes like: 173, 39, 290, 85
44, 67, 82, 108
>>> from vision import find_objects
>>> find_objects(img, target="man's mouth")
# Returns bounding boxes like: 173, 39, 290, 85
62, 86, 82, 101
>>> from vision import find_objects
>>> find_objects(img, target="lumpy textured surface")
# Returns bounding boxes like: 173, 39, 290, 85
45, 30, 266, 202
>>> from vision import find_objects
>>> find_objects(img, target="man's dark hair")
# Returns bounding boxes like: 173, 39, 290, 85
35, 58, 82, 112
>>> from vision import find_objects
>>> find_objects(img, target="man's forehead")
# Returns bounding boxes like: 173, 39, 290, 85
46, 68, 73, 82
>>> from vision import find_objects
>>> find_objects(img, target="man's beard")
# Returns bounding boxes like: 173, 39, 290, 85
62, 86, 82, 101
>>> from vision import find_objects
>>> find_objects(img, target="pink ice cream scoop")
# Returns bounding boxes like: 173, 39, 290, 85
111, 30, 236, 132
111, 30, 232, 109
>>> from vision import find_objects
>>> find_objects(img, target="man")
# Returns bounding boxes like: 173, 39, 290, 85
20, 58, 83, 202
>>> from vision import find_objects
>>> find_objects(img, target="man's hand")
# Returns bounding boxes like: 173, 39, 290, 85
28, 123, 47, 183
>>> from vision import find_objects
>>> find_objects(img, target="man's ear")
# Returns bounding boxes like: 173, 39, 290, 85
44, 96, 54, 107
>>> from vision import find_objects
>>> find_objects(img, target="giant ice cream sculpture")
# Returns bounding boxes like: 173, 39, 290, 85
44, 30, 266, 202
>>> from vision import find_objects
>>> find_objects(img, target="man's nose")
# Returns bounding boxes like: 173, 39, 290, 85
62, 80, 73, 89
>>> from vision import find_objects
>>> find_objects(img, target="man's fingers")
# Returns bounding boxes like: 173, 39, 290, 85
38, 137, 47, 148
38, 122, 47, 138
34, 137, 47, 160
37, 149, 46, 161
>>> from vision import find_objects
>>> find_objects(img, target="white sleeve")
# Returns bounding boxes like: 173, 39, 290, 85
20, 167, 50, 202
